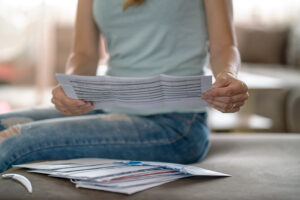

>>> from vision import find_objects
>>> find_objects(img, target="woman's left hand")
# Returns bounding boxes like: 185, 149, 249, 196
202, 71, 249, 113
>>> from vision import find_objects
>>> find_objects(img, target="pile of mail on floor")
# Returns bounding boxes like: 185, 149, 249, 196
15, 158, 229, 194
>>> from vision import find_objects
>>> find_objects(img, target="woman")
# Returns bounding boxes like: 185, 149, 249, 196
0, 0, 248, 173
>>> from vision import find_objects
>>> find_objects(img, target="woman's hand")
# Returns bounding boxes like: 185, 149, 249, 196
51, 85, 94, 116
202, 71, 249, 113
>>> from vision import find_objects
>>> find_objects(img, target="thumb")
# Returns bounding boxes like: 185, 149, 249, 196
213, 72, 232, 88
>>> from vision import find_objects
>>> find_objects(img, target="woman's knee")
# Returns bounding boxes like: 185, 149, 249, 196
0, 106, 61, 131
0, 132, 28, 172
0, 124, 22, 143
0, 115, 33, 131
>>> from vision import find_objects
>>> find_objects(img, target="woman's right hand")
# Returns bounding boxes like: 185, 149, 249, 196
51, 85, 94, 116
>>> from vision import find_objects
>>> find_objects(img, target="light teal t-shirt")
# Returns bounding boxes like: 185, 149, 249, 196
93, 0, 209, 115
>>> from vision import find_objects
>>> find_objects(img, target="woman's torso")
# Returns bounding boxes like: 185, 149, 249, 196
93, 0, 209, 115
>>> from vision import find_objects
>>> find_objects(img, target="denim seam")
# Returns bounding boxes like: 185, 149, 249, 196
7, 114, 198, 168
167, 114, 192, 124
168, 113, 197, 143
195, 113, 207, 125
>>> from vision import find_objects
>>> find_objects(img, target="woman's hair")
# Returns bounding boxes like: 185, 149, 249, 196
123, 0, 145, 11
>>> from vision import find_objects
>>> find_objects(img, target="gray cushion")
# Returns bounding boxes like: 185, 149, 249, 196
1, 133, 299, 200
236, 25, 288, 64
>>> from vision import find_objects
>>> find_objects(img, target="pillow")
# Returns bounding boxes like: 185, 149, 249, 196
235, 25, 288, 64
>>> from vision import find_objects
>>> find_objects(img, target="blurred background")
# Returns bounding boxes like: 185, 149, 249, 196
0, 0, 299, 133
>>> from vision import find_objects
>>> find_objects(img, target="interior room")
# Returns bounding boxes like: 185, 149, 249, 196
0, 0, 299, 199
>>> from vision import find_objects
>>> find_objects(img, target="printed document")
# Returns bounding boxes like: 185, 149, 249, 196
56, 74, 212, 110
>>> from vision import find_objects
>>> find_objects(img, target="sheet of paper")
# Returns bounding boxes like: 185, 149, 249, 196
89, 169, 180, 183
76, 173, 189, 188
14, 158, 115, 168
116, 160, 230, 177
76, 179, 177, 195
56, 74, 212, 110
50, 166, 158, 180
28, 163, 129, 176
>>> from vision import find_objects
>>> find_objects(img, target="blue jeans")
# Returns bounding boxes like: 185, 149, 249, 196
0, 107, 210, 173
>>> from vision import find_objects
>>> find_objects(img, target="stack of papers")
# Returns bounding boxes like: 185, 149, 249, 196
56, 74, 212, 110
14, 158, 230, 195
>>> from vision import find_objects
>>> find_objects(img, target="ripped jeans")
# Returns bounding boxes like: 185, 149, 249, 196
0, 107, 210, 173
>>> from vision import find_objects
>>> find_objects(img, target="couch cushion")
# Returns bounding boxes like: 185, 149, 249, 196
0, 133, 299, 200
236, 25, 288, 64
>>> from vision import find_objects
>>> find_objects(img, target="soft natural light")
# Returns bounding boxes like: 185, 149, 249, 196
233, 0, 300, 24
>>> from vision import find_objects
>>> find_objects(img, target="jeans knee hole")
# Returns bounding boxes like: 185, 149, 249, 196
1, 117, 33, 129
0, 125, 21, 142
99, 114, 132, 121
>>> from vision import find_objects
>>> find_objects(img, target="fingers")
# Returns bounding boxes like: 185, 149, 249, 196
205, 92, 249, 104
204, 81, 248, 98
206, 99, 245, 113
51, 85, 94, 116
53, 100, 94, 116
52, 86, 85, 107
202, 74, 249, 113
211, 103, 241, 113
58, 103, 94, 116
